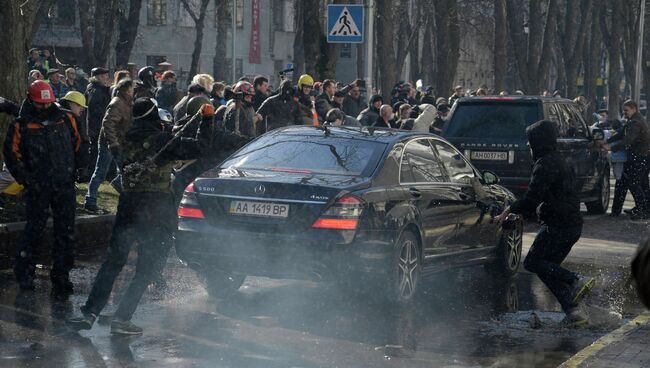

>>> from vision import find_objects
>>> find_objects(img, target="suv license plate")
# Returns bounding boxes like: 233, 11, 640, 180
470, 151, 508, 161
229, 200, 289, 218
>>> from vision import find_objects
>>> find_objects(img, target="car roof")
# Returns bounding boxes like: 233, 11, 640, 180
456, 96, 574, 103
266, 125, 438, 144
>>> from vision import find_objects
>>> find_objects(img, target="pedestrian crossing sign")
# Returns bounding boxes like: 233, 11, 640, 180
327, 4, 364, 43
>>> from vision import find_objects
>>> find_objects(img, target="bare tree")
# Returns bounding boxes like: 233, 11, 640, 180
302, 0, 322, 79
213, 0, 231, 82
292, 0, 305, 83
115, 0, 143, 69
433, 0, 460, 97
582, 1, 603, 116
181, 0, 212, 83
0, 0, 53, 152
621, 0, 642, 98
494, 0, 508, 93
556, 0, 594, 98
507, 0, 558, 94
601, 0, 623, 119
78, 0, 120, 69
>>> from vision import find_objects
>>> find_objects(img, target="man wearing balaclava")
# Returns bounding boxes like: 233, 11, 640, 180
495, 120, 595, 327
256, 79, 302, 134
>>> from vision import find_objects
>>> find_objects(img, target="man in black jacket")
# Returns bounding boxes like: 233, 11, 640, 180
257, 79, 302, 133
3, 81, 81, 293
495, 120, 595, 326
357, 95, 383, 127
84, 67, 112, 177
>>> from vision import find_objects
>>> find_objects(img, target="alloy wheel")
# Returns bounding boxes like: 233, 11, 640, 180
506, 227, 522, 270
398, 239, 419, 300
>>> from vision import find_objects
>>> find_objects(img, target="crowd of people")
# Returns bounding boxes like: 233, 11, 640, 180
2, 44, 650, 334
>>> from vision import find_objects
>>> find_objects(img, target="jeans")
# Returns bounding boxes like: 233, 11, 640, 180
625, 154, 650, 213
15, 184, 76, 284
523, 224, 582, 312
82, 192, 176, 321
85, 140, 121, 206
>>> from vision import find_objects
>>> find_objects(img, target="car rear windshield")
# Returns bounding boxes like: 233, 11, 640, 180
221, 135, 387, 177
445, 102, 540, 139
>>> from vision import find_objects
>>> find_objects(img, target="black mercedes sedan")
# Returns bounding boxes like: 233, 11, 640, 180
175, 126, 522, 303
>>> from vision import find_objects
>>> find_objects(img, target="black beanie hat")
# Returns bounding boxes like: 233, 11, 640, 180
133, 98, 158, 121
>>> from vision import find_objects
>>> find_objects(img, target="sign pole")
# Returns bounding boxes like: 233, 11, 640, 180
232, 0, 237, 83
634, 0, 646, 103
366, 0, 374, 94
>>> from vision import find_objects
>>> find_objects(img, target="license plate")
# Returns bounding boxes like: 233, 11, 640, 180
470, 151, 508, 161
229, 200, 289, 218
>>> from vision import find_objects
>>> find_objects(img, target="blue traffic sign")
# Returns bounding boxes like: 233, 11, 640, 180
327, 4, 364, 43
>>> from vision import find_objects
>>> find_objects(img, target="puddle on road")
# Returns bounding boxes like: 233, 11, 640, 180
0, 258, 644, 368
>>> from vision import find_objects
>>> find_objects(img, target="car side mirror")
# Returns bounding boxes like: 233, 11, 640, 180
591, 128, 605, 140
482, 171, 500, 185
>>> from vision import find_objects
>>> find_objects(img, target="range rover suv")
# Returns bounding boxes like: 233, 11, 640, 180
443, 96, 610, 214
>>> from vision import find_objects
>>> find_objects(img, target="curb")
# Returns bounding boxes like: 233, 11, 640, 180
559, 312, 650, 368
0, 214, 115, 269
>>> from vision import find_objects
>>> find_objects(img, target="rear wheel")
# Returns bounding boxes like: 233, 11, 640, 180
585, 171, 610, 214
387, 231, 421, 304
486, 224, 523, 277
198, 269, 246, 299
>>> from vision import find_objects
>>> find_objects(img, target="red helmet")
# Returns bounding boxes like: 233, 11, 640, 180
234, 81, 255, 96
29, 80, 56, 103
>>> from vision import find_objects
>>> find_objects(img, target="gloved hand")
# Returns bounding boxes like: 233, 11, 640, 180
200, 103, 215, 118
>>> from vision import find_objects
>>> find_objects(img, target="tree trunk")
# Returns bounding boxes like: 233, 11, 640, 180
93, 0, 120, 67
181, 0, 211, 82
375, 0, 397, 100
583, 1, 603, 116
421, 0, 435, 85
494, 0, 507, 93
0, 0, 42, 159
602, 1, 623, 119
303, 0, 322, 79
214, 0, 231, 82
408, 0, 421, 83
78, 0, 97, 68
644, 0, 650, 109
433, 0, 460, 97
292, 0, 305, 84
115, 0, 143, 69
559, 0, 593, 98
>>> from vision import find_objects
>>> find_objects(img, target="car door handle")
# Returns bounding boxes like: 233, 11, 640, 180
408, 187, 421, 198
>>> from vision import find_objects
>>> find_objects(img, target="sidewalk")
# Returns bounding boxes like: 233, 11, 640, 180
560, 312, 650, 368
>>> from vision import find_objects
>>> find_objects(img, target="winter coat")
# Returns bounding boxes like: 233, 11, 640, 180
3, 100, 81, 186
257, 81, 302, 133
134, 80, 156, 100
397, 118, 415, 130
85, 79, 111, 141
99, 92, 134, 158
0, 97, 20, 117
372, 117, 392, 128
315, 93, 334, 123
50, 80, 69, 100
121, 114, 211, 193
357, 95, 383, 127
252, 92, 268, 112
342, 95, 365, 118
608, 112, 650, 157
509, 120, 583, 228
173, 95, 191, 122
224, 102, 256, 137
412, 104, 437, 132
155, 82, 180, 112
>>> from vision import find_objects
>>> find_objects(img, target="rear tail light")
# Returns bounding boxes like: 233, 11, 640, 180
178, 207, 206, 219
178, 182, 206, 219
311, 194, 364, 230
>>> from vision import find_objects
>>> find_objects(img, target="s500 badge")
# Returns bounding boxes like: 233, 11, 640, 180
310, 195, 329, 201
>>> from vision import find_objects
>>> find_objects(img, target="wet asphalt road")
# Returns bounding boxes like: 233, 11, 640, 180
0, 200, 648, 367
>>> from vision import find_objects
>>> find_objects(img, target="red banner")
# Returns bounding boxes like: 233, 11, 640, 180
249, 0, 261, 64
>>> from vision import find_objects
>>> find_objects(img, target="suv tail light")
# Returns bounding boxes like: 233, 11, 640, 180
178, 183, 206, 219
312, 194, 364, 230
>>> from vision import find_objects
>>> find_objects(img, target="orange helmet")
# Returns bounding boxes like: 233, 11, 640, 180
29, 80, 56, 103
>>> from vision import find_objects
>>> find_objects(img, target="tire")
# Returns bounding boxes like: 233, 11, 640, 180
198, 268, 246, 299
387, 230, 422, 304
486, 224, 523, 278
585, 171, 610, 214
